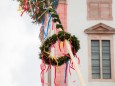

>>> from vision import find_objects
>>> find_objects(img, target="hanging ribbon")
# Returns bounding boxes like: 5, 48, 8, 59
44, 15, 52, 39
44, 51, 58, 66
58, 40, 64, 52
68, 60, 75, 76
60, 41, 64, 51
41, 15, 48, 37
73, 48, 80, 64
21, 0, 29, 16
46, 65, 51, 72
51, 0, 58, 9
46, 15, 52, 33
40, 63, 46, 84
70, 60, 75, 70
64, 61, 68, 83
75, 54, 80, 64
58, 40, 61, 52
69, 63, 71, 76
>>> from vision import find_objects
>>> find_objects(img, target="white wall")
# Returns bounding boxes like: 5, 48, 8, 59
67, 0, 115, 86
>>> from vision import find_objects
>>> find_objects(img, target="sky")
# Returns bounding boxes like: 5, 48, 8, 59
0, 0, 42, 86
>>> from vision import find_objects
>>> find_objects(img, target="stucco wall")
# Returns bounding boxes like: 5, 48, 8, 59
67, 0, 115, 86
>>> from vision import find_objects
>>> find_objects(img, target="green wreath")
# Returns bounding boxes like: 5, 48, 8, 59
39, 31, 80, 66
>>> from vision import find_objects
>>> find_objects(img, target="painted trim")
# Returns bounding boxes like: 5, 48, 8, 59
84, 23, 115, 34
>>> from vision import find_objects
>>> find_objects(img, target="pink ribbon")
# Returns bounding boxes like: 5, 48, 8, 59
40, 63, 46, 84
21, 0, 29, 16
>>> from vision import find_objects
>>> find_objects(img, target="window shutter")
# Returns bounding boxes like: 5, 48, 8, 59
102, 40, 111, 79
91, 40, 101, 79
100, 3, 111, 19
87, 0, 112, 20
89, 3, 99, 19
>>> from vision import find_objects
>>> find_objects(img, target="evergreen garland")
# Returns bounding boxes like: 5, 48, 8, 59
39, 31, 80, 66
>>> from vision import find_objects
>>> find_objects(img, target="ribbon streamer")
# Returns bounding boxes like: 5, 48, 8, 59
40, 63, 46, 84
64, 61, 68, 83
44, 15, 52, 39
46, 65, 51, 72
21, 0, 29, 16
54, 66, 57, 86
41, 16, 48, 37
75, 54, 80, 64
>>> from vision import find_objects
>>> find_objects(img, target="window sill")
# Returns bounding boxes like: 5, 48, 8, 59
87, 17, 113, 21
89, 78, 115, 82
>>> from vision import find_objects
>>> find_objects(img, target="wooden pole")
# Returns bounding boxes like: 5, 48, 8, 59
65, 40, 86, 86
58, 28, 85, 86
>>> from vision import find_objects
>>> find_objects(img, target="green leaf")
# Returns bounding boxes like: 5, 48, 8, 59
56, 24, 63, 29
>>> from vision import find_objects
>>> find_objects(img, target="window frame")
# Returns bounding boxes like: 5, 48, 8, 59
88, 34, 115, 81
87, 1, 113, 20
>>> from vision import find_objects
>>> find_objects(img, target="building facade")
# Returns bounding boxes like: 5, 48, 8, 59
44, 0, 115, 86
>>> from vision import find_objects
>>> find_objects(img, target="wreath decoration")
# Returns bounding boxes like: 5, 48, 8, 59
39, 31, 80, 66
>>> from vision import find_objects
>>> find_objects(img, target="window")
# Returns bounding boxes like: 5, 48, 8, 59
91, 40, 111, 79
87, 0, 112, 20
84, 23, 115, 81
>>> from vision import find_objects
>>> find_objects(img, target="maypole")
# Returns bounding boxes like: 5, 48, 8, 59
16, 0, 85, 86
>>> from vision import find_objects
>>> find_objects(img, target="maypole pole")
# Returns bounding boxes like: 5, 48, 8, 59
49, 4, 86, 85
